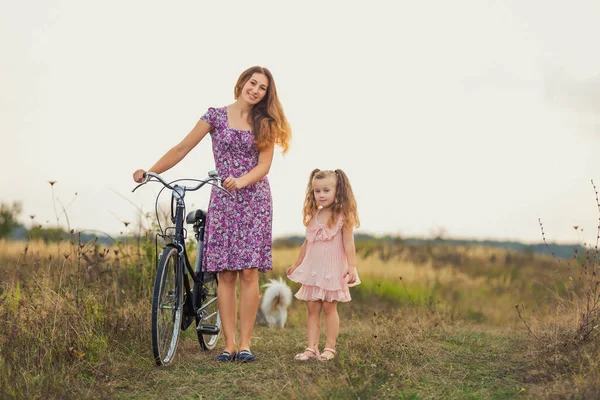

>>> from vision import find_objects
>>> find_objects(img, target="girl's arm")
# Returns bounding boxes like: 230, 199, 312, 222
222, 144, 274, 190
286, 239, 308, 275
133, 119, 212, 182
342, 225, 358, 284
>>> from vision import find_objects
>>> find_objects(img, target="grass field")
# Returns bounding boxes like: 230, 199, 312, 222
1, 237, 600, 399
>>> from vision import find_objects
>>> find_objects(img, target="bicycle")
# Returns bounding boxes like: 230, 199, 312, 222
132, 170, 233, 366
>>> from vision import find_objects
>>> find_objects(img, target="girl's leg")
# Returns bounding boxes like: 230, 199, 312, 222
217, 270, 238, 354
238, 268, 259, 352
295, 300, 322, 360
322, 301, 339, 358
307, 300, 323, 351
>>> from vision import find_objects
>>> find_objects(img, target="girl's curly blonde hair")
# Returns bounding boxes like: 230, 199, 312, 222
302, 169, 360, 228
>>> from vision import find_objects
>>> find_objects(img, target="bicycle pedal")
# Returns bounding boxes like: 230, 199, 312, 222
197, 324, 220, 335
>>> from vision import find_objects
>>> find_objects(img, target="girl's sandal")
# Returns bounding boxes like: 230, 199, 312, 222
320, 347, 336, 361
294, 348, 320, 361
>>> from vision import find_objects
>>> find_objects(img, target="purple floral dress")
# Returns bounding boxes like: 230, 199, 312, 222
200, 107, 272, 272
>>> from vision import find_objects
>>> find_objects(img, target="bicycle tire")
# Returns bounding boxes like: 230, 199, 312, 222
196, 272, 221, 351
151, 246, 183, 365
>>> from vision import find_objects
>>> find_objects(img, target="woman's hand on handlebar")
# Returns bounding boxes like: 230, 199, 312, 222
222, 176, 243, 191
133, 169, 147, 183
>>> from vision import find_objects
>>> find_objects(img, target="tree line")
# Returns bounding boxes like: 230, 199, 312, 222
0, 201, 582, 258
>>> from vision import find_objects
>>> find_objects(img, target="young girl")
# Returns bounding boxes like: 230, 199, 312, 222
286, 169, 360, 361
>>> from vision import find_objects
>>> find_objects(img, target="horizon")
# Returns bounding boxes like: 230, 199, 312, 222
8, 211, 591, 248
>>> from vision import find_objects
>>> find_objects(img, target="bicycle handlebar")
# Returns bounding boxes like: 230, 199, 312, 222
131, 170, 234, 198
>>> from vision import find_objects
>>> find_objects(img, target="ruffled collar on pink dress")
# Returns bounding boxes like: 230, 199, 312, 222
306, 209, 344, 243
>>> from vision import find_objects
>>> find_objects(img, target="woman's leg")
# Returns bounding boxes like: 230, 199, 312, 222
217, 270, 238, 353
307, 300, 323, 351
322, 301, 339, 355
238, 268, 259, 351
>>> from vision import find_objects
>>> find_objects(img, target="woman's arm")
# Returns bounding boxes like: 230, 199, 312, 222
133, 119, 212, 182
342, 225, 358, 284
286, 239, 308, 275
222, 144, 274, 190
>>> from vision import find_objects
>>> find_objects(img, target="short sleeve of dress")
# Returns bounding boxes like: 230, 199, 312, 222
200, 107, 218, 133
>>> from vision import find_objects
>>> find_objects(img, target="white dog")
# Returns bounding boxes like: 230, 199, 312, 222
257, 277, 293, 328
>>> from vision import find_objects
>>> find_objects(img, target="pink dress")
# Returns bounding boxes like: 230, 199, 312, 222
287, 209, 361, 302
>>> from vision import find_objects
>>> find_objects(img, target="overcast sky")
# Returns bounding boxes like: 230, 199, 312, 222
2, 0, 600, 244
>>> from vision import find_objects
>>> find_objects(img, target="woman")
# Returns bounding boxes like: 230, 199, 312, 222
133, 66, 291, 362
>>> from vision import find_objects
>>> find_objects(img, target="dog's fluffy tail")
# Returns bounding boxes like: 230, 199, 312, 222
261, 277, 293, 310
259, 277, 293, 328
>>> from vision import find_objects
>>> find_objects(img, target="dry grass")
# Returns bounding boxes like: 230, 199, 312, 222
0, 238, 598, 399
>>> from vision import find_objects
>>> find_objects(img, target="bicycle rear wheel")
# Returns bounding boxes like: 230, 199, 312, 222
151, 246, 183, 365
196, 272, 221, 350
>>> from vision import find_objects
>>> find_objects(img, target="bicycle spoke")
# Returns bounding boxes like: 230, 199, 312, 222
198, 296, 217, 311
203, 311, 218, 320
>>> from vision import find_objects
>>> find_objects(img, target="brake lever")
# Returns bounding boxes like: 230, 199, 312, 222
132, 183, 144, 193
207, 169, 232, 196
212, 179, 233, 198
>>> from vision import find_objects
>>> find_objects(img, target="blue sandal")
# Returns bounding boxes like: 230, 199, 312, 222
236, 350, 255, 362
216, 351, 236, 362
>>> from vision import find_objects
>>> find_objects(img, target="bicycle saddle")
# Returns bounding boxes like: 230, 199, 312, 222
186, 209, 207, 224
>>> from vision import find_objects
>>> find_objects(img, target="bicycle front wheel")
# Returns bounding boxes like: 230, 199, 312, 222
151, 246, 183, 366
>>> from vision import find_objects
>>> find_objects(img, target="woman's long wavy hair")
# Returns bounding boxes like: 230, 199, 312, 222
302, 169, 360, 228
234, 66, 291, 154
